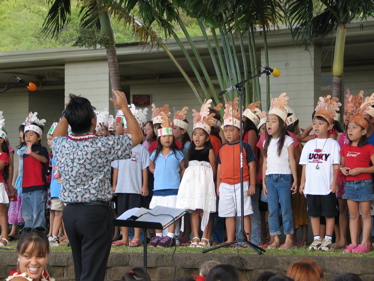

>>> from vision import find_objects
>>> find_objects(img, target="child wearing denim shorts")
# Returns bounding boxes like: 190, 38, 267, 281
340, 106, 374, 253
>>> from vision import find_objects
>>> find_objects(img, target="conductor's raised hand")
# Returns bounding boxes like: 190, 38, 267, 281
110, 90, 128, 110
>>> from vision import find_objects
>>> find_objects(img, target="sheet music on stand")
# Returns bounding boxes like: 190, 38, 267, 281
117, 205, 186, 230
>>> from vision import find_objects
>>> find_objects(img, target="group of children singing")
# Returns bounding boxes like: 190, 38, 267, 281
1, 89, 374, 255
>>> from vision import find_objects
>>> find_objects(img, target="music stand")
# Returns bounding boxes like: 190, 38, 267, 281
114, 207, 186, 268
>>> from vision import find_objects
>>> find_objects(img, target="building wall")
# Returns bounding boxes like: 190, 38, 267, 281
129, 77, 208, 135
65, 60, 111, 112
0, 89, 29, 154
340, 65, 374, 96
260, 45, 321, 130
29, 89, 65, 148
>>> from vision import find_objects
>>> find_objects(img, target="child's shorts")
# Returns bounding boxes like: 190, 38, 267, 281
307, 192, 337, 218
117, 193, 145, 215
149, 194, 177, 209
342, 180, 374, 202
218, 182, 253, 218
51, 198, 65, 211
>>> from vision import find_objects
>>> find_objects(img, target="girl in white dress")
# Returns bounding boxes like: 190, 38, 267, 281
176, 100, 217, 248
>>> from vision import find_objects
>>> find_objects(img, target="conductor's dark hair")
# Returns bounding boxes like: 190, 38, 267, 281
64, 94, 96, 134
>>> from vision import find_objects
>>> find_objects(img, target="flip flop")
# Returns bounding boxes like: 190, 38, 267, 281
112, 240, 127, 246
267, 243, 278, 250
129, 238, 141, 247
279, 244, 295, 250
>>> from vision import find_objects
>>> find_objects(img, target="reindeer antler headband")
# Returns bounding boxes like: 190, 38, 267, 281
315, 95, 341, 125
24, 112, 46, 136
222, 97, 241, 129
243, 101, 262, 126
173, 106, 189, 130
192, 99, 215, 134
268, 93, 289, 122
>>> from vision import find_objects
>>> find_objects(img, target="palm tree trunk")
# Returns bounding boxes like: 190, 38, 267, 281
332, 23, 346, 101
99, 12, 122, 97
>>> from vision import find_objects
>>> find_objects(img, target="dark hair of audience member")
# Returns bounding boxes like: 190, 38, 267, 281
172, 278, 195, 281
121, 267, 151, 281
268, 275, 294, 281
205, 264, 239, 281
199, 261, 221, 277
254, 271, 276, 281
332, 273, 363, 281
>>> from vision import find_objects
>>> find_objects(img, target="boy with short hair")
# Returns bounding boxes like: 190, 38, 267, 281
299, 96, 341, 251
216, 98, 256, 243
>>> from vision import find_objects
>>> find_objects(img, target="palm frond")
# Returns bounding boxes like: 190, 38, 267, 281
41, 0, 72, 38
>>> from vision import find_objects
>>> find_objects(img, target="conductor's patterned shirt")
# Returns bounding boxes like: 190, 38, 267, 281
52, 133, 132, 203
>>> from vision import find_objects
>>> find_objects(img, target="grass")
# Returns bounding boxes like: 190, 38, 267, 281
3, 240, 374, 258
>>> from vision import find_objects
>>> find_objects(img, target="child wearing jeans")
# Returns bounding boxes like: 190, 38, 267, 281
22, 113, 49, 229
262, 93, 298, 250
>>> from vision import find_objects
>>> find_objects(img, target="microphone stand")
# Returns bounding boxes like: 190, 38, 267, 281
0, 81, 23, 94
203, 68, 272, 255
0, 76, 31, 94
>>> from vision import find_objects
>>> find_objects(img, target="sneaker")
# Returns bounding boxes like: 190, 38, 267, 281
319, 239, 332, 251
148, 236, 162, 248
308, 239, 322, 251
49, 237, 60, 247
156, 236, 176, 248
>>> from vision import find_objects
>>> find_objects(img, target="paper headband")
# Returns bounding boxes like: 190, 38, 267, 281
221, 117, 241, 129
0, 130, 6, 139
173, 118, 189, 130
157, 127, 173, 136
25, 124, 42, 136
48, 122, 58, 135
268, 93, 289, 122
193, 122, 211, 134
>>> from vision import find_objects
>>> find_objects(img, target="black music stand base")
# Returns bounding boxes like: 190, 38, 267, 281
141, 228, 148, 268
202, 229, 265, 254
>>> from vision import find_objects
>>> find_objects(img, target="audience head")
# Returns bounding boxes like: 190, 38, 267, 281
16, 229, 50, 281
121, 267, 151, 281
332, 273, 363, 281
205, 264, 239, 281
268, 276, 294, 281
254, 271, 276, 281
199, 260, 221, 277
286, 258, 323, 281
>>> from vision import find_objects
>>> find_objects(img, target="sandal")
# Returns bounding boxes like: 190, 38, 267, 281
0, 238, 9, 248
267, 243, 279, 250
112, 240, 127, 246
279, 244, 295, 250
189, 237, 200, 248
8, 235, 18, 242
196, 238, 210, 248
129, 238, 141, 247
352, 244, 370, 253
